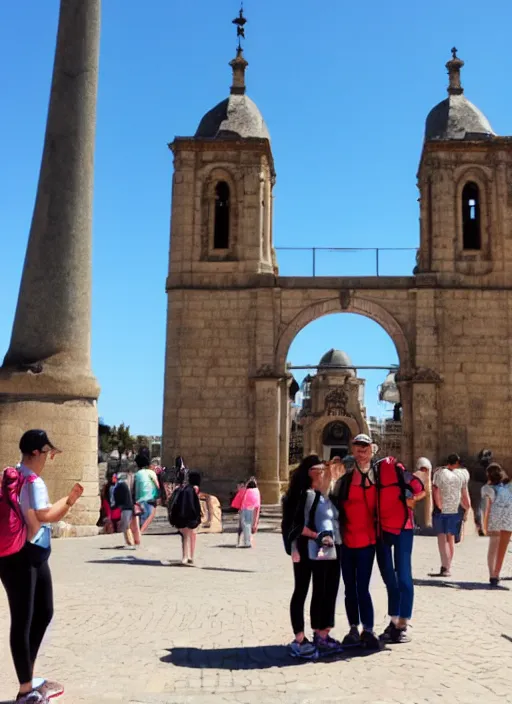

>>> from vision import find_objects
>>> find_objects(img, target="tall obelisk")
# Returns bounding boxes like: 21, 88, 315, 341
0, 0, 101, 530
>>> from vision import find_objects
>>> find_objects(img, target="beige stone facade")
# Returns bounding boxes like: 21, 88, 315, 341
163, 51, 512, 503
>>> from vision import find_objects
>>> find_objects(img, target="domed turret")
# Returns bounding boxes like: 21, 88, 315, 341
195, 9, 270, 141
318, 349, 355, 376
425, 49, 495, 141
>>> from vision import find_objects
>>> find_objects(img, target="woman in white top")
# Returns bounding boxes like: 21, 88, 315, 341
481, 463, 512, 586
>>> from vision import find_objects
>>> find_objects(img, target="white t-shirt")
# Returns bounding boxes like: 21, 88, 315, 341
433, 467, 467, 514
19, 464, 52, 548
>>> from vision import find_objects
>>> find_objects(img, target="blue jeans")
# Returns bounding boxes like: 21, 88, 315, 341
238, 508, 254, 547
340, 544, 376, 630
376, 529, 414, 620
138, 501, 156, 529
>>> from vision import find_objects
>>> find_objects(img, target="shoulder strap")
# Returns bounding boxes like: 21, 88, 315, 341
307, 491, 321, 531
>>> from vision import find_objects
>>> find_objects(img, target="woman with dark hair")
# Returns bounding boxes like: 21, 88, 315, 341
168, 470, 202, 565
481, 463, 512, 586
281, 454, 321, 659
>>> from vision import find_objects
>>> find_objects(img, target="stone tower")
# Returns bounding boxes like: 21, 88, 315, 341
0, 0, 101, 529
163, 15, 279, 500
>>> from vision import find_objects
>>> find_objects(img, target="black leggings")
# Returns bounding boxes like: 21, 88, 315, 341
0, 544, 54, 684
290, 539, 312, 635
310, 547, 341, 631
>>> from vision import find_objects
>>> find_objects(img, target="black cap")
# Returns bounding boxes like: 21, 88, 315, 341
19, 429, 61, 455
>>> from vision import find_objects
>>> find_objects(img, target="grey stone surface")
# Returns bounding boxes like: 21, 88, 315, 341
195, 94, 270, 141
0, 529, 510, 703
3, 0, 101, 379
425, 94, 495, 141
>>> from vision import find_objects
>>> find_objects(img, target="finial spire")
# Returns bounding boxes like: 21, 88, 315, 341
446, 47, 464, 95
230, 4, 248, 95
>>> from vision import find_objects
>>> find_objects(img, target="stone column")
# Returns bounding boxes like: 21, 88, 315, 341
278, 376, 291, 487
0, 0, 101, 532
253, 376, 281, 504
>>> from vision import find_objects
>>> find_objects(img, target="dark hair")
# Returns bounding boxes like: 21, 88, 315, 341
447, 453, 461, 466
135, 453, 150, 469
486, 463, 509, 486
175, 456, 185, 470
246, 477, 257, 489
188, 471, 201, 487
284, 455, 320, 505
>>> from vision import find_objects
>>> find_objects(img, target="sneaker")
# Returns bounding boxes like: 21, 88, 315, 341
341, 626, 361, 647
35, 680, 64, 700
288, 637, 318, 659
360, 629, 380, 650
313, 633, 344, 656
390, 627, 411, 644
379, 620, 397, 642
16, 691, 48, 704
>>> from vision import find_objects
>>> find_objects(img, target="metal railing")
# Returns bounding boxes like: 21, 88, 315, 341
275, 247, 417, 277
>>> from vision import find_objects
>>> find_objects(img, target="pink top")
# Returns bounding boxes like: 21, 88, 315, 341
241, 487, 261, 509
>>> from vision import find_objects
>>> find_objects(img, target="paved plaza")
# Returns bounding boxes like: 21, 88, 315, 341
1, 514, 511, 704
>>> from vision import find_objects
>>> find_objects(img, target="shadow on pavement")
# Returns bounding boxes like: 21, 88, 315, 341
414, 578, 510, 591
87, 558, 254, 573
501, 634, 512, 644
161, 644, 388, 670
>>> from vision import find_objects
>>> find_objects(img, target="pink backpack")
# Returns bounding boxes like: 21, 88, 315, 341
0, 467, 29, 557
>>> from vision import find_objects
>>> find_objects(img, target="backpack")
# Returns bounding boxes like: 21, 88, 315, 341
375, 457, 422, 535
167, 484, 201, 529
0, 467, 29, 558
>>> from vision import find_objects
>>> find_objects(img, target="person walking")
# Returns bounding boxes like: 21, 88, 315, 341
281, 455, 321, 659
168, 471, 202, 565
432, 453, 471, 576
113, 473, 140, 548
336, 434, 380, 650
376, 457, 426, 643
133, 454, 160, 533
232, 477, 261, 547
481, 463, 512, 586
0, 430, 83, 704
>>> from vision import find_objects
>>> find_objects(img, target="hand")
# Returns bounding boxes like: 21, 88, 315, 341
291, 551, 301, 563
406, 498, 416, 510
67, 483, 84, 507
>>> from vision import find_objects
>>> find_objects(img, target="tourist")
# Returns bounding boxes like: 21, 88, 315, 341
481, 463, 512, 586
231, 476, 261, 547
113, 473, 141, 548
133, 453, 160, 533
0, 430, 83, 704
300, 463, 343, 655
168, 471, 202, 565
431, 453, 471, 576
335, 434, 380, 650
99, 474, 121, 534
281, 454, 321, 659
376, 457, 426, 644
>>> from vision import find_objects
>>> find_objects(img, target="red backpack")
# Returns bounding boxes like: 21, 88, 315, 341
375, 456, 419, 535
0, 467, 29, 557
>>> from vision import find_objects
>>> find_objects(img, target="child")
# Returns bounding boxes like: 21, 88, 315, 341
481, 463, 512, 586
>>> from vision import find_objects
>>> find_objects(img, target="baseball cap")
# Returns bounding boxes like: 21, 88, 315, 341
352, 433, 372, 446
19, 429, 61, 455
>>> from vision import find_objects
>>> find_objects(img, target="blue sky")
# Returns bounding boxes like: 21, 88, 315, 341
1, 1, 511, 434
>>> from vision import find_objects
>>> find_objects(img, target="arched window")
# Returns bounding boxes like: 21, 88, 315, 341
462, 182, 481, 250
213, 181, 230, 249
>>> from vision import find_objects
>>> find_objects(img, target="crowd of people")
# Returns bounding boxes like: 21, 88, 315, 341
281, 435, 512, 659
0, 428, 511, 700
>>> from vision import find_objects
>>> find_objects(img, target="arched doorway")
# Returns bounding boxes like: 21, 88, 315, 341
274, 295, 413, 484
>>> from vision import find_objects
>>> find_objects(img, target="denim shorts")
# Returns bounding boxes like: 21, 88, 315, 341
433, 512, 460, 535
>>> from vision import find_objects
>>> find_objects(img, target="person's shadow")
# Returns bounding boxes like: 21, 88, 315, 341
161, 644, 387, 669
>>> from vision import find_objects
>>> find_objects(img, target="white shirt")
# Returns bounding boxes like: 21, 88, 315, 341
433, 467, 467, 514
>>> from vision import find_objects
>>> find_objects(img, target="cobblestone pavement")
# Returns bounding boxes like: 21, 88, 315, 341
1, 517, 511, 704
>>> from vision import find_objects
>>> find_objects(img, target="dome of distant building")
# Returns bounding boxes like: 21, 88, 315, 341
318, 349, 355, 376
425, 49, 495, 142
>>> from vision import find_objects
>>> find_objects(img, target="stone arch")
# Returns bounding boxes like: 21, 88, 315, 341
275, 294, 412, 375
304, 415, 360, 458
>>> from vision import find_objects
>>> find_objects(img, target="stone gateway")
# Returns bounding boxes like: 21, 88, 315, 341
163, 43, 512, 504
